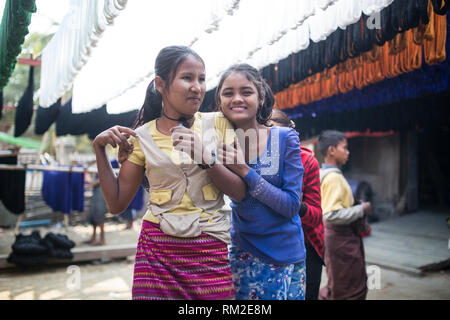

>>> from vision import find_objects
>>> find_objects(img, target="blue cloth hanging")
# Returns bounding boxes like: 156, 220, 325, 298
42, 167, 85, 214
110, 158, 144, 211
128, 185, 144, 211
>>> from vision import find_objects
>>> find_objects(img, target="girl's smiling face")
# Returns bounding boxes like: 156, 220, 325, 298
219, 71, 263, 126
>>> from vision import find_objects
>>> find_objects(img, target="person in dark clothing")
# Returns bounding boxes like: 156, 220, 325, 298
85, 175, 107, 246
270, 109, 324, 300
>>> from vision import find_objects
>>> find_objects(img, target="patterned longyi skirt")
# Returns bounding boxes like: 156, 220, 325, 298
132, 221, 235, 300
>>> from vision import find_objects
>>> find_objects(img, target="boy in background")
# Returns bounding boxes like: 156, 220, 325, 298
317, 130, 371, 300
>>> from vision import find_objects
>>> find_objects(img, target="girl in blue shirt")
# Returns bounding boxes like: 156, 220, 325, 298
215, 64, 306, 300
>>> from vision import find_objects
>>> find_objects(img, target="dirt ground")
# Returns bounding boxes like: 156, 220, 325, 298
1, 257, 449, 300
1, 215, 449, 300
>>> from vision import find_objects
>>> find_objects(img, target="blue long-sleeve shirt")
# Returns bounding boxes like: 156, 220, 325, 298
230, 126, 306, 265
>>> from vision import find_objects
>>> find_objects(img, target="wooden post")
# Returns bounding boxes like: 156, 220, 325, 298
14, 214, 23, 234
63, 213, 69, 232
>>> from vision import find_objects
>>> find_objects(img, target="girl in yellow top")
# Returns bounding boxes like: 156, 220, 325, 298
126, 111, 236, 225
92, 46, 245, 300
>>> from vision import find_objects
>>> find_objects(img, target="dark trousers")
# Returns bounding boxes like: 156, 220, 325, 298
305, 240, 324, 300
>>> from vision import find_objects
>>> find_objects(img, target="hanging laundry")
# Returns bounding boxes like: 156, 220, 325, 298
55, 100, 137, 139
283, 54, 450, 137
55, 99, 98, 136
128, 185, 144, 211
260, 0, 438, 96
14, 66, 34, 137
109, 159, 144, 211
0, 155, 25, 214
291, 89, 450, 139
430, 0, 450, 15
275, 6, 447, 111
38, 0, 128, 108
86, 106, 137, 139
34, 98, 61, 135
41, 167, 85, 214
424, 5, 448, 65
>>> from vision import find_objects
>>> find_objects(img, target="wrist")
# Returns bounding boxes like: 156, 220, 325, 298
202, 150, 212, 166
198, 150, 216, 170
361, 204, 367, 217
93, 142, 105, 153
235, 164, 250, 178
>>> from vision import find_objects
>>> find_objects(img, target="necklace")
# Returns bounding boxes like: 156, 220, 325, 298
161, 109, 193, 128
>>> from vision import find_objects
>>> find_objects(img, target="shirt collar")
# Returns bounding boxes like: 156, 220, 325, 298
321, 163, 339, 170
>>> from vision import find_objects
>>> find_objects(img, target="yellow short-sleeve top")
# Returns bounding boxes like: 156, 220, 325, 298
320, 172, 355, 215
127, 112, 235, 223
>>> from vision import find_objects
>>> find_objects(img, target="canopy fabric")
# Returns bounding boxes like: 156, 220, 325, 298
72, 0, 243, 114
38, 0, 128, 108
0, 0, 36, 89
0, 132, 41, 150
39, 0, 394, 114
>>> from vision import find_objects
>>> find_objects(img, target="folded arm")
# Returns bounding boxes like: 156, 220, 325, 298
242, 129, 304, 219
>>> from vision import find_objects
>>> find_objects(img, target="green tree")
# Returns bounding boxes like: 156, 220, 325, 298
1, 30, 95, 155
2, 31, 52, 106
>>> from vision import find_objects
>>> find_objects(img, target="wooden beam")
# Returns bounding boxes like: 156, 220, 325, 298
17, 58, 41, 67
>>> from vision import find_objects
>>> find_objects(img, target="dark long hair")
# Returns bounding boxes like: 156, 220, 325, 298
132, 46, 205, 129
214, 64, 275, 126
271, 109, 295, 129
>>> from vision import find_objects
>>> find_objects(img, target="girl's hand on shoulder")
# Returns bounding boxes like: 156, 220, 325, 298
170, 125, 206, 164
118, 142, 134, 164
217, 138, 249, 178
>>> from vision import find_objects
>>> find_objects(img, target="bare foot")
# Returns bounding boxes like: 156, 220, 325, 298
82, 239, 96, 245
89, 240, 105, 246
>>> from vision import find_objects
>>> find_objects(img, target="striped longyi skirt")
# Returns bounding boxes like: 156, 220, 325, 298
132, 221, 235, 300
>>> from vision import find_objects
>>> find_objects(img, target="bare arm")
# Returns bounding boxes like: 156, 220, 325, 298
93, 126, 145, 214
221, 131, 303, 219
323, 205, 364, 224
204, 163, 246, 202
170, 126, 247, 202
